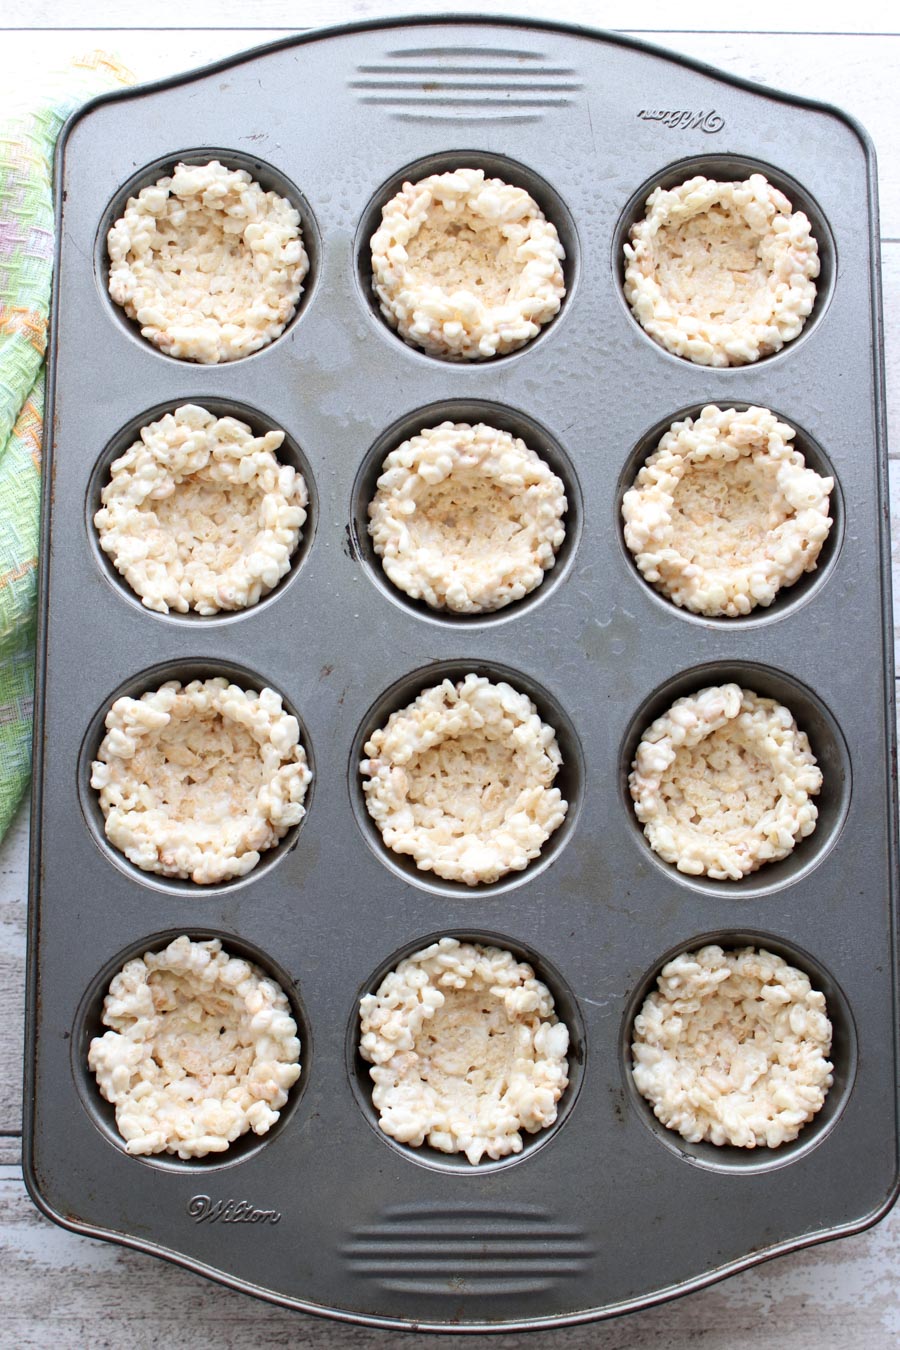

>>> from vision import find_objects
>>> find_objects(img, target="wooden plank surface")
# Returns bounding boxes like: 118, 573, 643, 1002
2, 7, 899, 1345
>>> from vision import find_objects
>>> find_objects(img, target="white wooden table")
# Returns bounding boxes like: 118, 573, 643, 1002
2, 3, 899, 1344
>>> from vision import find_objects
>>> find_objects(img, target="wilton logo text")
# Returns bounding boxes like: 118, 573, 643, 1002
637, 109, 725, 133
188, 1194, 281, 1225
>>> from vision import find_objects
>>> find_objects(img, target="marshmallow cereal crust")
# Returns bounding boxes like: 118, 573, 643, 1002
370, 167, 565, 359
622, 405, 833, 617
360, 674, 567, 885
368, 421, 567, 613
88, 935, 301, 1158
632, 945, 833, 1148
629, 684, 821, 880
91, 677, 311, 884
624, 173, 819, 366
359, 937, 570, 1164
95, 404, 308, 615
107, 160, 309, 363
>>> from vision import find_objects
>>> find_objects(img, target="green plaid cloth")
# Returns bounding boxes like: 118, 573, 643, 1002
0, 54, 132, 839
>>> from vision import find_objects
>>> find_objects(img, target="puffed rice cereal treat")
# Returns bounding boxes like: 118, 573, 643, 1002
107, 159, 308, 363
368, 421, 567, 613
370, 167, 565, 359
360, 673, 567, 885
622, 405, 833, 617
632, 945, 833, 1148
94, 404, 308, 615
91, 677, 311, 884
89, 935, 301, 1158
624, 173, 819, 366
629, 683, 821, 880
359, 937, 570, 1164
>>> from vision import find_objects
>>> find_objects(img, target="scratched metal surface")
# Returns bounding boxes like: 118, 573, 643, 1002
23, 16, 899, 1331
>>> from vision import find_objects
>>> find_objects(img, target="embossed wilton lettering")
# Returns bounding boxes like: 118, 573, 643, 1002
637, 109, 724, 133
187, 1194, 281, 1225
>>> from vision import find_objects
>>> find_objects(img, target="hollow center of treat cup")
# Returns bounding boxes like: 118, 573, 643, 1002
661, 727, 780, 840
656, 205, 767, 323
670, 456, 789, 568
404, 729, 524, 840
405, 214, 521, 305
417, 986, 520, 1104
411, 470, 531, 558
153, 473, 273, 573
156, 214, 261, 321
139, 707, 267, 833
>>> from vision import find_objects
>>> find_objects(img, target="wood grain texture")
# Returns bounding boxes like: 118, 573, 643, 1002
1, 9, 899, 1345
2, 0, 898, 34
0, 805, 27, 1134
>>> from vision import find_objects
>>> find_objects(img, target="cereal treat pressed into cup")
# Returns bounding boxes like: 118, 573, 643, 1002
107, 160, 308, 363
88, 935, 301, 1158
622, 405, 833, 617
629, 683, 821, 880
624, 173, 819, 366
91, 677, 311, 884
632, 944, 833, 1148
94, 404, 308, 615
368, 421, 567, 613
360, 673, 567, 885
370, 167, 565, 359
359, 937, 570, 1164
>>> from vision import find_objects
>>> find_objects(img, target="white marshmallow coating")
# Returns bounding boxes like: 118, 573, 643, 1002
632, 945, 833, 1148
107, 160, 308, 363
359, 937, 570, 1164
91, 677, 311, 884
368, 421, 567, 613
360, 674, 568, 885
94, 404, 308, 615
624, 173, 819, 366
629, 684, 822, 879
622, 405, 833, 617
88, 935, 301, 1158
370, 167, 565, 359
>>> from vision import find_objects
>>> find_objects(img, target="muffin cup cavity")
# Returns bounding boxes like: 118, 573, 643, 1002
73, 928, 312, 1171
78, 659, 315, 896
616, 403, 843, 627
97, 148, 321, 361
355, 150, 579, 364
351, 399, 582, 625
349, 660, 584, 897
613, 155, 836, 368
347, 929, 586, 1174
87, 398, 318, 622
621, 931, 857, 1174
620, 663, 851, 897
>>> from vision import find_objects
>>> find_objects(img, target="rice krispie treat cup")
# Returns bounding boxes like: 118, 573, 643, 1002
90, 676, 311, 884
632, 944, 833, 1149
622, 405, 834, 617
88, 935, 302, 1158
359, 673, 568, 886
624, 172, 820, 366
368, 420, 567, 614
359, 937, 570, 1165
629, 683, 822, 880
107, 159, 309, 363
370, 166, 566, 359
94, 404, 309, 615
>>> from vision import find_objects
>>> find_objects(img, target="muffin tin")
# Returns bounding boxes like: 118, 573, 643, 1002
24, 15, 898, 1331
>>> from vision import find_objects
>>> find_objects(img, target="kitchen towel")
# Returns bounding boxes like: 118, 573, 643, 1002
0, 53, 132, 840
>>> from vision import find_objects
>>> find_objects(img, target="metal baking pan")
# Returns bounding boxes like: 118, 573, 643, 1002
24, 14, 899, 1332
